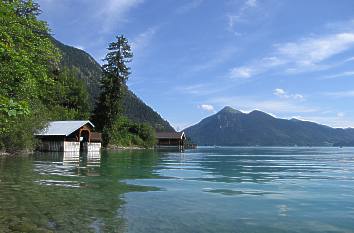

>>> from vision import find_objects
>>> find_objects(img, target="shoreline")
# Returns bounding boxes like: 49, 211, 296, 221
104, 145, 152, 151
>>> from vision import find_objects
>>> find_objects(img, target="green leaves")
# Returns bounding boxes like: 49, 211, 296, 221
0, 0, 60, 151
109, 116, 156, 148
0, 97, 30, 134
92, 35, 133, 146
0, 0, 60, 101
0, 98, 29, 117
45, 67, 91, 120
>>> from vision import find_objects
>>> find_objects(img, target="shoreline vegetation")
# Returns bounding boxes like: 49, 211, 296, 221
0, 0, 157, 154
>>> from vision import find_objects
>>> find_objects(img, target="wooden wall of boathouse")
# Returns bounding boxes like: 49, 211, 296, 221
37, 140, 64, 152
64, 142, 80, 151
37, 141, 81, 152
155, 132, 186, 149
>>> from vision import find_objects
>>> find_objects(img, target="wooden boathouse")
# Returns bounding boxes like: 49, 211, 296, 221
35, 120, 101, 152
156, 132, 186, 149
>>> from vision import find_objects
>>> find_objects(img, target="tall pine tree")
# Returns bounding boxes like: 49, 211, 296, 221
92, 35, 133, 146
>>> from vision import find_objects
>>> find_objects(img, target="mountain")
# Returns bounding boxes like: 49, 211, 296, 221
52, 38, 102, 103
52, 38, 175, 132
184, 106, 354, 146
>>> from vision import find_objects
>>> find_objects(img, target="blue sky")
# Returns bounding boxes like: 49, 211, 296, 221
37, 0, 354, 130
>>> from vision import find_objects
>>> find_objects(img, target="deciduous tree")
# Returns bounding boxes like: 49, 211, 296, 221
0, 0, 60, 151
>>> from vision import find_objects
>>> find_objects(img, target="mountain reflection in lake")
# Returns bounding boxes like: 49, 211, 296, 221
1, 147, 354, 233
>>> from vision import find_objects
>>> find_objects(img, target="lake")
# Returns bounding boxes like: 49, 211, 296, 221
1, 147, 354, 233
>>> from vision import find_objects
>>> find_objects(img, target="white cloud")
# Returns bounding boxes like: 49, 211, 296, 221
177, 84, 207, 95
274, 88, 286, 97
176, 83, 230, 96
229, 67, 253, 79
261, 56, 286, 66
177, 84, 210, 95
97, 0, 144, 33
293, 94, 304, 100
245, 0, 257, 7
325, 19, 354, 32
228, 25, 354, 78
176, 0, 204, 14
131, 26, 158, 53
198, 104, 215, 112
323, 90, 354, 98
321, 70, 354, 79
275, 33, 354, 68
229, 56, 286, 79
273, 88, 305, 101
227, 15, 235, 29
337, 112, 345, 117
191, 46, 238, 72
345, 57, 354, 62
227, 0, 258, 33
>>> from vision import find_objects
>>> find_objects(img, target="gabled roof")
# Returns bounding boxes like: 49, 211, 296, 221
156, 132, 185, 139
35, 120, 94, 136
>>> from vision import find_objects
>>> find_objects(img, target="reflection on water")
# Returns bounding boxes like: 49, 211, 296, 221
1, 147, 354, 232
33, 151, 102, 179
32, 151, 103, 188
87, 151, 101, 167
123, 147, 354, 233
63, 151, 80, 165
0, 150, 158, 232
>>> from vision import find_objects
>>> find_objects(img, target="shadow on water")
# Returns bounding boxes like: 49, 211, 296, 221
0, 150, 161, 233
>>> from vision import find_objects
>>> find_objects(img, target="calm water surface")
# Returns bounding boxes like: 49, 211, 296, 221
1, 147, 354, 232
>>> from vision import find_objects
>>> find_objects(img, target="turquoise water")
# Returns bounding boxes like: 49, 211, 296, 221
1, 147, 354, 232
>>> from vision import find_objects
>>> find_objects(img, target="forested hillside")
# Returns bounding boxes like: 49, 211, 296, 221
52, 38, 175, 132
51, 38, 101, 103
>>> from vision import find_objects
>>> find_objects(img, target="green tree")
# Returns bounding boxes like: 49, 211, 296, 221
0, 0, 60, 152
46, 67, 91, 120
91, 35, 133, 146
109, 116, 156, 148
137, 123, 156, 148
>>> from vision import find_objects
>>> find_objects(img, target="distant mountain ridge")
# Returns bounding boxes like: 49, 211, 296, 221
52, 38, 175, 132
184, 106, 354, 146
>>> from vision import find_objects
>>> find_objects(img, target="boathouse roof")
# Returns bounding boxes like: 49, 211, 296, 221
35, 120, 94, 136
156, 132, 185, 139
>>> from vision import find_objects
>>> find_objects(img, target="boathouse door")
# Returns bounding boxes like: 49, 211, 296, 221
80, 129, 90, 151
